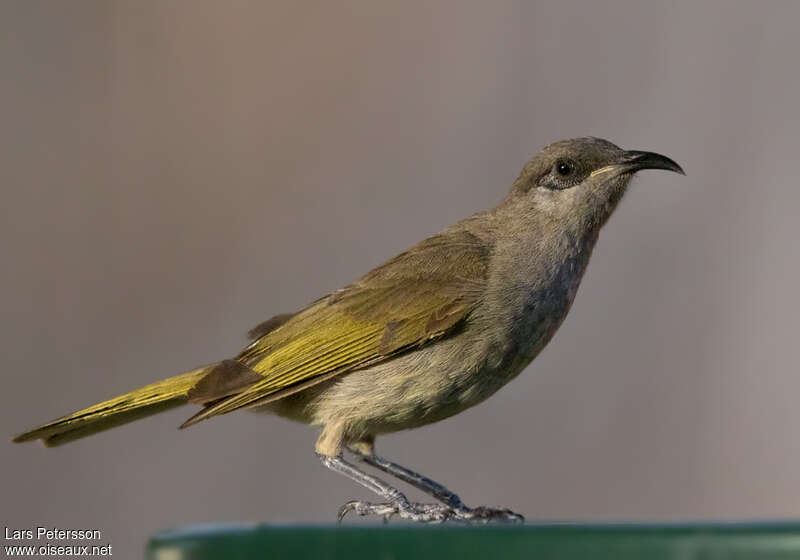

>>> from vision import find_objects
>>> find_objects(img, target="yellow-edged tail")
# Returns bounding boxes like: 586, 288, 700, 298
12, 365, 213, 447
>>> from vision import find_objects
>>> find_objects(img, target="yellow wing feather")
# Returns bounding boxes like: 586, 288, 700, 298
180, 229, 490, 427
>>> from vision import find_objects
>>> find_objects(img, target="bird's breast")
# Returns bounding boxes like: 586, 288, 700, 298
484, 236, 595, 366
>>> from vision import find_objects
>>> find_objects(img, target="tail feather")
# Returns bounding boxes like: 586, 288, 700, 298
12, 365, 213, 447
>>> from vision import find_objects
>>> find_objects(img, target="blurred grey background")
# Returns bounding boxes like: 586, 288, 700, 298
2, 0, 799, 555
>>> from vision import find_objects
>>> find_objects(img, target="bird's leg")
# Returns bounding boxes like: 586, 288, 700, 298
358, 452, 466, 509
317, 454, 452, 523
347, 440, 524, 524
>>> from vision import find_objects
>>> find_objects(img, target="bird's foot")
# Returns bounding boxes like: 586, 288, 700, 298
338, 500, 453, 524
450, 505, 525, 524
337, 500, 524, 524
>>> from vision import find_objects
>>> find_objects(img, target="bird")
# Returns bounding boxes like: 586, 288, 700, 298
13, 137, 684, 523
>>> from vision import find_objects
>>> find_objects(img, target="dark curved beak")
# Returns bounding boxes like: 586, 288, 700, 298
618, 150, 685, 175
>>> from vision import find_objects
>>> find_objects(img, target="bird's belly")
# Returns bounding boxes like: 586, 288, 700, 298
259, 332, 530, 438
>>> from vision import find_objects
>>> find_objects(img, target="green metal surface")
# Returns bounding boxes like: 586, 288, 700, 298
147, 522, 800, 559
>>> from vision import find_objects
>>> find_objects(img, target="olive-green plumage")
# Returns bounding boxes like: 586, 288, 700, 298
12, 367, 210, 447
13, 137, 683, 522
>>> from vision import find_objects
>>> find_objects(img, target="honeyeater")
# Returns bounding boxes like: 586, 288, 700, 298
14, 137, 684, 523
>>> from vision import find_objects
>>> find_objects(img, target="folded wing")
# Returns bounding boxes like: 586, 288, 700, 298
180, 229, 490, 427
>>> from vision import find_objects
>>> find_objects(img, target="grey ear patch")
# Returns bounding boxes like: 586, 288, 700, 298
247, 313, 295, 340
186, 360, 262, 404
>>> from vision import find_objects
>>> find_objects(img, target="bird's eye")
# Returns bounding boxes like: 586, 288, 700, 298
556, 161, 574, 176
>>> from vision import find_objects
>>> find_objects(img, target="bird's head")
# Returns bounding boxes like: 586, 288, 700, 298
506, 137, 684, 232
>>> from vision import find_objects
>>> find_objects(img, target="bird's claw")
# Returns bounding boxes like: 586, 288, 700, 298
338, 500, 452, 523
451, 505, 525, 524
337, 500, 524, 524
